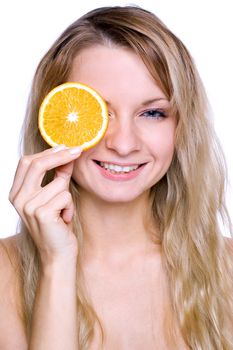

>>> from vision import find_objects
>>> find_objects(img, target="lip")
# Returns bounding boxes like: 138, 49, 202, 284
94, 160, 142, 167
93, 160, 147, 181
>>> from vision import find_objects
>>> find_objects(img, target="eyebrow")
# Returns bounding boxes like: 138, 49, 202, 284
105, 97, 169, 107
140, 98, 169, 106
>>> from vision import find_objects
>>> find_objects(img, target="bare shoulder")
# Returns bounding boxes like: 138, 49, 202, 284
0, 234, 19, 291
0, 234, 27, 349
0, 233, 20, 281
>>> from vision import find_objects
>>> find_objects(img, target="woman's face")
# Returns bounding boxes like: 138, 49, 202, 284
69, 45, 176, 203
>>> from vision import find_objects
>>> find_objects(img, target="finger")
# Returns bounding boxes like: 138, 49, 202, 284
12, 146, 82, 200
61, 201, 74, 224
54, 160, 75, 181
21, 178, 73, 236
23, 191, 74, 256
35, 190, 74, 227
9, 145, 66, 201
23, 176, 70, 218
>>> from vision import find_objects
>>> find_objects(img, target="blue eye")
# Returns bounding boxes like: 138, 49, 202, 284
141, 109, 167, 119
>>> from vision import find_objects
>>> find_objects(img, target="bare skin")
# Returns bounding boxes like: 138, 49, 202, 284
0, 233, 189, 350
83, 245, 188, 350
0, 235, 27, 349
0, 42, 232, 349
0, 45, 188, 349
1, 234, 232, 349
1, 147, 83, 350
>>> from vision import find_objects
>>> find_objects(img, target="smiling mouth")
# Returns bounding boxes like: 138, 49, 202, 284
94, 160, 146, 174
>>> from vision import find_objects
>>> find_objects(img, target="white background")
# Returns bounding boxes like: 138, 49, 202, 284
0, 0, 232, 238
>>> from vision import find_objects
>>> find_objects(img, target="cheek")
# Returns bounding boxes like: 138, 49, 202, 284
71, 156, 87, 185
147, 124, 176, 160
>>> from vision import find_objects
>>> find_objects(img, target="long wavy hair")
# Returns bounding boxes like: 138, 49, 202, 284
15, 5, 233, 349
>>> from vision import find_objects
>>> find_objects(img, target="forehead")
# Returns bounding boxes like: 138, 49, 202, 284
69, 45, 167, 103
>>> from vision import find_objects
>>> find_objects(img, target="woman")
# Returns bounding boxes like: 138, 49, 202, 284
0, 5, 232, 349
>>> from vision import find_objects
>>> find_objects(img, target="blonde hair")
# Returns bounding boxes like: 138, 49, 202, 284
16, 5, 233, 349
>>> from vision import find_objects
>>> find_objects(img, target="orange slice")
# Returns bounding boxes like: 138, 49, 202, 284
38, 82, 109, 150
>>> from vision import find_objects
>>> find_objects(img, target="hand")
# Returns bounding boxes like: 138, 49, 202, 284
9, 145, 83, 265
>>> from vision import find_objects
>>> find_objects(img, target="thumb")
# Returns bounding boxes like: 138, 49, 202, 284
54, 160, 74, 182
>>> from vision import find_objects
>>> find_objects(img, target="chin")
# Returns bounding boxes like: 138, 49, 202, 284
75, 180, 150, 204
92, 188, 147, 204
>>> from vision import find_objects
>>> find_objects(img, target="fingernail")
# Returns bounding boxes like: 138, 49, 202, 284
52, 144, 67, 153
69, 146, 83, 155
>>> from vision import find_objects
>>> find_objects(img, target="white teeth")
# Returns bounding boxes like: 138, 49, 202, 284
99, 162, 139, 173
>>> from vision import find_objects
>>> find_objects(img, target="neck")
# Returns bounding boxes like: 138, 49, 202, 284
77, 190, 160, 264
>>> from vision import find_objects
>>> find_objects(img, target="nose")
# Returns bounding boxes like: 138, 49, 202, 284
104, 116, 141, 156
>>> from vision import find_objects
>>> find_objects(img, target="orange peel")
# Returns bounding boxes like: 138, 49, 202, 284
38, 82, 109, 150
